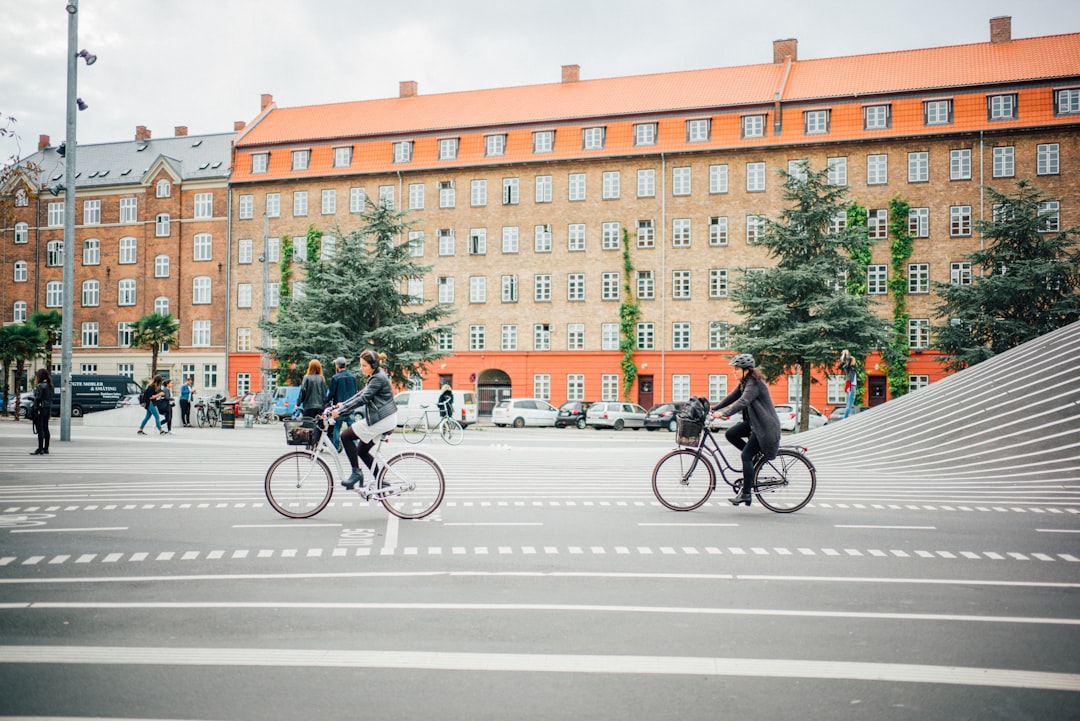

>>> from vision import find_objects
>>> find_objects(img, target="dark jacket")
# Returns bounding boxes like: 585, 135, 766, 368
298, 373, 328, 412
338, 369, 395, 423
32, 382, 53, 418
712, 374, 781, 459
437, 389, 454, 418
327, 369, 358, 407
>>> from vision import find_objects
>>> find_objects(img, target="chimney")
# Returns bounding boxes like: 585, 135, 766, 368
234, 120, 246, 131
174, 126, 188, 137
261, 93, 274, 110
135, 125, 151, 141
773, 38, 798, 64
39, 134, 50, 151
990, 16, 1012, 44
400, 80, 418, 98
561, 64, 580, 84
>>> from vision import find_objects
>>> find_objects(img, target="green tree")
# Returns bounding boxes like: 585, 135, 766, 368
262, 200, 455, 388
0, 323, 46, 421
730, 161, 887, 431
28, 309, 62, 363
131, 313, 180, 379
933, 180, 1080, 372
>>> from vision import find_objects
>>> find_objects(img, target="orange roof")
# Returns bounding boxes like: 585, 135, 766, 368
237, 33, 1080, 149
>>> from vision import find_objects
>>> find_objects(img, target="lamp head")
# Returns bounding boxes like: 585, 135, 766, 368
76, 98, 88, 111
48, 184, 64, 197
77, 49, 97, 65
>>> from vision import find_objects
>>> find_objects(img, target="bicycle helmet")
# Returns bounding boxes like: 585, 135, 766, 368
730, 353, 756, 369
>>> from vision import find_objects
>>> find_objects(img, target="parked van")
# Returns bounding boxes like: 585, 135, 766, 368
23, 374, 142, 418
393, 389, 478, 428
272, 386, 302, 417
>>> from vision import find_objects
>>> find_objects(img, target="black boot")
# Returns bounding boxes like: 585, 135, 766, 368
729, 478, 752, 506
342, 468, 364, 490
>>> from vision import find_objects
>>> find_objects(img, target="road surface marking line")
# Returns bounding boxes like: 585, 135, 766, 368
1037, 528, 1080, 533
834, 525, 936, 530
233, 524, 342, 528
11, 527, 128, 534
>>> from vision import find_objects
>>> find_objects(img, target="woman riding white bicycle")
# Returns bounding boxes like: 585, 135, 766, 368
330, 349, 398, 491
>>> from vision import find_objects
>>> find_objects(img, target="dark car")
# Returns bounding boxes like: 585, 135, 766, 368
555, 400, 594, 429
644, 402, 687, 432
829, 404, 868, 422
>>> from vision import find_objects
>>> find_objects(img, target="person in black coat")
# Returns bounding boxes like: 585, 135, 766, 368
331, 350, 398, 490
326, 357, 358, 451
30, 368, 54, 456
437, 384, 454, 419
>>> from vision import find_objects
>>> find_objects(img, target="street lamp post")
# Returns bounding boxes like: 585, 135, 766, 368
59, 0, 80, 441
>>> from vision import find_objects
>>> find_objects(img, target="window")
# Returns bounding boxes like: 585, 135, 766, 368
47, 201, 64, 227
672, 322, 691, 350
437, 276, 454, 304
950, 149, 972, 180
567, 324, 584, 351
156, 179, 171, 198
988, 94, 1017, 120
267, 283, 279, 308
672, 218, 691, 248
81, 279, 99, 306
827, 157, 847, 186
601, 323, 619, 351
436, 330, 453, 353
46, 240, 64, 267
502, 177, 519, 205
439, 181, 455, 209
672, 167, 691, 196
350, 187, 366, 213
601, 222, 620, 251
533, 274, 550, 302
378, 185, 394, 208
237, 283, 252, 308
485, 134, 506, 157
123, 198, 139, 224
392, 141, 413, 164
830, 211, 847, 234
804, 109, 830, 134
194, 233, 212, 261
12, 301, 27, 322
908, 319, 930, 349
192, 320, 211, 347
868, 265, 888, 295
470, 179, 487, 207
567, 374, 585, 400
741, 115, 765, 138
82, 238, 99, 265
709, 269, 729, 298
533, 130, 554, 154
154, 296, 169, 315
535, 175, 552, 203
438, 229, 455, 256
950, 262, 972, 286
709, 164, 728, 194
637, 270, 655, 300
407, 183, 425, 211
993, 146, 1015, 178
637, 323, 655, 350
746, 162, 765, 192
709, 216, 728, 246
601, 171, 620, 200
83, 199, 101, 225
633, 123, 657, 146
568, 224, 586, 252
637, 219, 655, 249
1037, 144, 1060, 175
532, 374, 551, 401
568, 173, 586, 201
866, 154, 888, 185
567, 273, 585, 301
407, 278, 423, 304
497, 226, 519, 255
672, 270, 691, 299
501, 275, 518, 303
469, 325, 485, 351
924, 99, 953, 125
46, 280, 62, 307
863, 104, 891, 130
321, 189, 336, 215
788, 159, 808, 182
601, 272, 620, 301
746, 215, 765, 245
236, 328, 253, 353
637, 169, 656, 198
80, 322, 99, 348
534, 224, 552, 253
686, 118, 710, 142
1039, 201, 1061, 233
908, 263, 929, 294
500, 324, 518, 351
534, 324, 551, 351
583, 127, 605, 150
908, 208, 929, 238
193, 276, 211, 304
117, 279, 136, 306
202, 363, 218, 388
438, 138, 459, 160
908, 152, 929, 183
154, 254, 170, 278
194, 193, 213, 219
469, 276, 486, 303
407, 231, 424, 257
266, 192, 280, 218
291, 149, 310, 171
251, 153, 268, 174
708, 321, 730, 350
867, 209, 888, 241
468, 229, 486, 255
293, 191, 308, 216
950, 206, 972, 237
238, 238, 253, 264
238, 194, 253, 220
156, 213, 170, 237
333, 146, 353, 167
266, 237, 280, 262
14, 222, 28, 244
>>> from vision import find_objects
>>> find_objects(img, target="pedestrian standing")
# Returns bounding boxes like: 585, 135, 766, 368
29, 368, 54, 456
158, 378, 175, 433
138, 375, 166, 435
180, 376, 194, 427
297, 359, 328, 420
326, 357, 358, 451
437, 384, 454, 420
840, 349, 857, 419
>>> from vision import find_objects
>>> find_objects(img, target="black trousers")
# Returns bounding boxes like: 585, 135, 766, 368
34, 413, 50, 451
724, 420, 760, 493
179, 399, 191, 425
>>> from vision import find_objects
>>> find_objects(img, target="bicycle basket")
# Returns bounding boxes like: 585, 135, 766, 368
283, 417, 320, 447
676, 417, 703, 447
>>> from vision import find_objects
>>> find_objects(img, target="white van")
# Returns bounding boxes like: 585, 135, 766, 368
394, 389, 478, 428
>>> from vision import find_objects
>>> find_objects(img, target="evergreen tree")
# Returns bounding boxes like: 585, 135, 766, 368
730, 162, 886, 431
262, 201, 455, 388
933, 180, 1080, 372
131, 313, 180, 379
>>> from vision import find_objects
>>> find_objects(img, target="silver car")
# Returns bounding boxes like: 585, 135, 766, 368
491, 398, 558, 428
585, 401, 648, 431
775, 403, 829, 432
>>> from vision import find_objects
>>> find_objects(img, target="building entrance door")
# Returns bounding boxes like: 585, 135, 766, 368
637, 375, 654, 409
867, 375, 887, 406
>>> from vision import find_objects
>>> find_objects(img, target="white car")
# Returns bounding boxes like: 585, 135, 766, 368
586, 401, 648, 430
491, 398, 558, 428
775, 403, 829, 432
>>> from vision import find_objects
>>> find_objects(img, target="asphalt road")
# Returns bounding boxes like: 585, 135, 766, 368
0, 417, 1077, 720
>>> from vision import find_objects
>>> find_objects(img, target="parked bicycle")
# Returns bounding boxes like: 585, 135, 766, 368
194, 396, 222, 428
265, 413, 445, 520
401, 404, 464, 446
652, 415, 816, 513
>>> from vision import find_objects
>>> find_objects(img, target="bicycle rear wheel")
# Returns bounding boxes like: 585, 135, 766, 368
265, 451, 334, 518
440, 418, 464, 445
196, 408, 207, 428
402, 417, 427, 444
652, 448, 716, 511
753, 449, 816, 513
378, 451, 445, 519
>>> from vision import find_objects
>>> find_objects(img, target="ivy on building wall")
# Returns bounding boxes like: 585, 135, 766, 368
619, 228, 640, 401
845, 202, 870, 404
279, 234, 294, 300
885, 197, 913, 398
306, 225, 322, 263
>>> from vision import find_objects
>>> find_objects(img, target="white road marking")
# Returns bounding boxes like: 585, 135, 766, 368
834, 525, 936, 530
638, 523, 738, 527
1037, 528, 1080, 533
443, 522, 543, 526
232, 524, 342, 528
10, 526, 128, 533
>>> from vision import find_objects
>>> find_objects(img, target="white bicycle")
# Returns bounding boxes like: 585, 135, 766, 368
402, 404, 464, 445
265, 414, 445, 520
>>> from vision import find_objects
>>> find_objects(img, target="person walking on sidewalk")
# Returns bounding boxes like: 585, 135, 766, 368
179, 376, 194, 427
326, 357, 358, 451
137, 375, 166, 435
297, 359, 328, 420
29, 368, 54, 456
158, 378, 175, 433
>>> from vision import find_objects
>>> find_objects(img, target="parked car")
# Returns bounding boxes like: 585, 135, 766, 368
775, 403, 829, 432
115, 393, 142, 409
643, 402, 686, 432
21, 374, 141, 418
491, 398, 558, 428
272, 386, 302, 417
555, 400, 594, 429
829, 404, 869, 423
586, 401, 648, 430
239, 391, 274, 418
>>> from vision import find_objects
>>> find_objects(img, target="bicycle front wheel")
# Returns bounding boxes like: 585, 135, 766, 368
378, 451, 445, 519
265, 451, 334, 519
652, 448, 716, 511
753, 449, 816, 513
440, 418, 464, 445
402, 417, 427, 444
196, 409, 207, 428
210, 407, 221, 427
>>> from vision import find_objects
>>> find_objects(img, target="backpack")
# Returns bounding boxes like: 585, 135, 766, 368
678, 396, 710, 423
139, 385, 153, 408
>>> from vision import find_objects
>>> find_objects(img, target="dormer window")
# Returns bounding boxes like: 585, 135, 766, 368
582, 127, 605, 150
393, 141, 413, 164
333, 146, 353, 167
251, 153, 269, 174
686, 118, 711, 143
863, 104, 891, 130
741, 115, 765, 139
485, 134, 507, 157
923, 99, 953, 126
633, 123, 657, 146
438, 138, 459, 161
1055, 88, 1080, 115
291, 149, 310, 171
988, 94, 1017, 121
804, 109, 830, 134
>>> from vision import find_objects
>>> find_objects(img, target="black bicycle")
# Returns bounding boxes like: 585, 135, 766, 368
651, 415, 816, 513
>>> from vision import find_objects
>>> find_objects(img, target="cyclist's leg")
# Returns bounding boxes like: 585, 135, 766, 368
733, 434, 761, 504
724, 420, 750, 451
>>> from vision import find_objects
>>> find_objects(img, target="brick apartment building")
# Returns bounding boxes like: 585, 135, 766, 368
1, 127, 233, 394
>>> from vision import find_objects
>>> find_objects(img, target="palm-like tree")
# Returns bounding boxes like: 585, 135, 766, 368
28, 310, 62, 364
131, 313, 180, 378
0, 324, 47, 420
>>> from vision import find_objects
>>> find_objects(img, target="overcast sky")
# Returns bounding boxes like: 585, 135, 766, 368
2, 0, 1079, 164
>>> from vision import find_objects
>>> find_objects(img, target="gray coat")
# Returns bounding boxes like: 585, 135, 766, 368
338, 369, 396, 423
713, 374, 781, 459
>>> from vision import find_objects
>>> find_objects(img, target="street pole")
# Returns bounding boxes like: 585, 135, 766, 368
59, 0, 79, 441
262, 212, 270, 396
